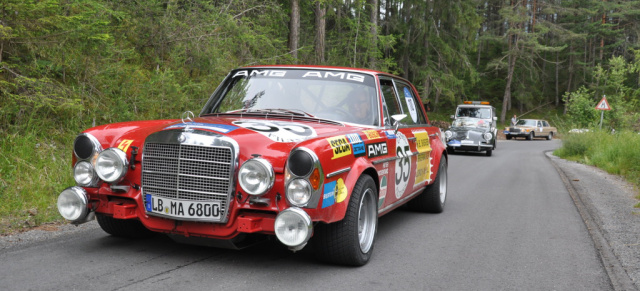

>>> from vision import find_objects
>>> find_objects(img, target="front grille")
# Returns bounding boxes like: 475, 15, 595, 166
141, 130, 236, 222
509, 127, 520, 133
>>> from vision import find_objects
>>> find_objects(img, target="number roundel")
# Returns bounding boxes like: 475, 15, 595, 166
394, 132, 411, 198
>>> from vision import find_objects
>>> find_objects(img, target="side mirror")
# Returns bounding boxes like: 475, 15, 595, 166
493, 116, 497, 121
391, 114, 407, 135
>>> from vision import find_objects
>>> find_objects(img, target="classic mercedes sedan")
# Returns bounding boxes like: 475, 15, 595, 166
57, 65, 448, 266
504, 119, 557, 140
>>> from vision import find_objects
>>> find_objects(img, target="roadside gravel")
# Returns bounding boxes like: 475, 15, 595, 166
547, 152, 640, 291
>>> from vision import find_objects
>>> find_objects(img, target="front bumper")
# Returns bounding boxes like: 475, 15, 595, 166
447, 140, 493, 151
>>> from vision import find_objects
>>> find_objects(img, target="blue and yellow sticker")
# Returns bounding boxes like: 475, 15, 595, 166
322, 178, 347, 208
346, 133, 365, 157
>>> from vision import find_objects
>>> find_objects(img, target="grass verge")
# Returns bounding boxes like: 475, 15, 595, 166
554, 130, 640, 207
0, 131, 75, 234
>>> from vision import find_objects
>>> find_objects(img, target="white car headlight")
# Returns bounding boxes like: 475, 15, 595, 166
238, 158, 274, 196
286, 179, 312, 206
275, 207, 312, 248
94, 148, 129, 183
57, 186, 89, 222
74, 161, 98, 186
444, 130, 453, 139
483, 132, 493, 140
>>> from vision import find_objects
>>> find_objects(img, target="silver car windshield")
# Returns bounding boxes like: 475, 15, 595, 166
452, 117, 490, 128
202, 69, 380, 126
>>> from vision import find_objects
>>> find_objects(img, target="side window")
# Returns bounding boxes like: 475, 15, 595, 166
395, 80, 426, 125
543, 121, 549, 127
380, 79, 402, 126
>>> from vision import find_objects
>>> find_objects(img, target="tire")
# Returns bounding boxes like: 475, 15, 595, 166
506, 135, 512, 140
447, 147, 455, 154
407, 156, 447, 213
526, 132, 533, 140
546, 132, 553, 140
96, 213, 155, 238
313, 175, 378, 266
486, 149, 492, 156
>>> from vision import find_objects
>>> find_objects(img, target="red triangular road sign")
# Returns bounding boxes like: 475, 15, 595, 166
596, 97, 611, 111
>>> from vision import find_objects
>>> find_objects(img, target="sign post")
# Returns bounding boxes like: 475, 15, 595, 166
595, 95, 611, 129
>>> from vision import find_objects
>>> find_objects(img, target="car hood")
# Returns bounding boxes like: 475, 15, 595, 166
83, 114, 367, 172
448, 126, 489, 134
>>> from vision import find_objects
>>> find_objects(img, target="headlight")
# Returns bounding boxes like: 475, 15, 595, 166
57, 187, 89, 222
275, 207, 312, 248
74, 133, 102, 160
74, 161, 98, 186
94, 148, 129, 183
483, 132, 493, 140
286, 179, 312, 206
444, 130, 453, 139
287, 149, 314, 176
238, 158, 274, 195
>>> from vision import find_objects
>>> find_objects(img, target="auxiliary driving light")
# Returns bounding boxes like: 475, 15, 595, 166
57, 186, 89, 222
275, 207, 312, 250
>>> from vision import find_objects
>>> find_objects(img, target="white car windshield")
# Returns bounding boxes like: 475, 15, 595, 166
452, 117, 489, 128
201, 68, 380, 126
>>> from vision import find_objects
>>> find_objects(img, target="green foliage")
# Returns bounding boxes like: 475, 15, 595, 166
555, 131, 640, 191
562, 86, 600, 128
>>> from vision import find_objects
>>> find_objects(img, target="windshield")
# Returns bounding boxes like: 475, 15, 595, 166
455, 107, 491, 119
516, 119, 537, 126
452, 117, 489, 128
201, 68, 380, 126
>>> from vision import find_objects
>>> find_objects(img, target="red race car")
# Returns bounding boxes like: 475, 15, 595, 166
57, 65, 448, 266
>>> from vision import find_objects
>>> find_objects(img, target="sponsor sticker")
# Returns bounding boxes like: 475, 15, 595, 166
384, 130, 397, 139
327, 135, 352, 159
346, 133, 366, 157
335, 178, 347, 203
378, 175, 388, 208
363, 130, 382, 140
404, 87, 418, 123
322, 181, 337, 208
367, 141, 388, 158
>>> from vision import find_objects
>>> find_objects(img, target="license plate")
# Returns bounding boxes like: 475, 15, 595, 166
461, 140, 474, 144
144, 194, 222, 221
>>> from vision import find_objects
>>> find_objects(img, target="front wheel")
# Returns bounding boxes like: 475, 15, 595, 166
486, 149, 493, 156
313, 175, 378, 266
407, 156, 447, 213
526, 132, 534, 140
546, 132, 553, 140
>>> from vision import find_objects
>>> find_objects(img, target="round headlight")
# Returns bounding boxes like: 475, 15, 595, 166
286, 179, 312, 206
57, 187, 89, 222
238, 158, 274, 195
74, 133, 102, 160
94, 148, 129, 183
444, 130, 453, 139
275, 207, 312, 247
287, 149, 314, 177
74, 161, 97, 186
483, 132, 493, 140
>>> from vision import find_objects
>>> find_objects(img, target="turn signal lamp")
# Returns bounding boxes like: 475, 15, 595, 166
309, 168, 320, 190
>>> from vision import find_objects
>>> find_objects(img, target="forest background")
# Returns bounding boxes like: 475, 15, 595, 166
1, 0, 640, 231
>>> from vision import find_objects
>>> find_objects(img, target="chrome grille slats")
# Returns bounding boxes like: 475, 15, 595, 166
141, 130, 238, 223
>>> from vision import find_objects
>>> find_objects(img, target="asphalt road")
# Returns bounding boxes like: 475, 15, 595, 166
1, 139, 637, 290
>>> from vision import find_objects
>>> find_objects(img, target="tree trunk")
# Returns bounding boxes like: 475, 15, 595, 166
368, 0, 378, 68
314, 1, 326, 64
500, 34, 518, 123
555, 51, 560, 106
289, 0, 300, 60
